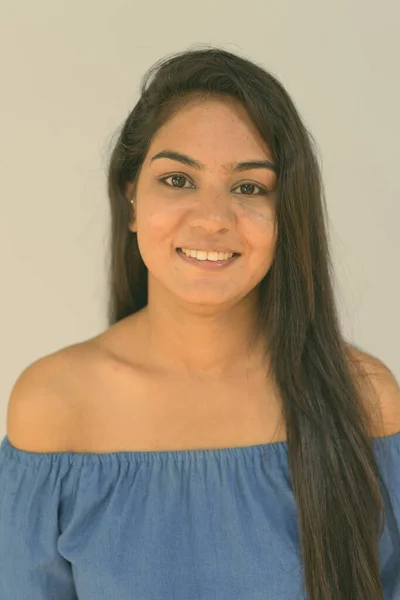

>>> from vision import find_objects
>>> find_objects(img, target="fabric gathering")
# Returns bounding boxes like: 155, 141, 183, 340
0, 432, 399, 599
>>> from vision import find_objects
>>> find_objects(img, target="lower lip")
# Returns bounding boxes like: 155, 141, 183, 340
176, 248, 241, 269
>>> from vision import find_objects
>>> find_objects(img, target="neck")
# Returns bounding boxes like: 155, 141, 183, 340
140, 290, 267, 381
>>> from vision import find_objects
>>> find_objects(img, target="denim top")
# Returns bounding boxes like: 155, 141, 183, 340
0, 432, 399, 599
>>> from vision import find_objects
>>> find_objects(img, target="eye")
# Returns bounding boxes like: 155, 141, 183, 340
232, 182, 269, 196
158, 174, 269, 196
159, 174, 194, 189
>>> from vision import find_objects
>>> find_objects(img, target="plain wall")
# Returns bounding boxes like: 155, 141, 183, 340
0, 0, 399, 436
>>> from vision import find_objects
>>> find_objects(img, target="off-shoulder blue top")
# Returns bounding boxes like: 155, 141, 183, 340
0, 432, 399, 599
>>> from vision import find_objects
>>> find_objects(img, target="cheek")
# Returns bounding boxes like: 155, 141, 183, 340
139, 196, 186, 236
237, 204, 277, 247
236, 200, 276, 226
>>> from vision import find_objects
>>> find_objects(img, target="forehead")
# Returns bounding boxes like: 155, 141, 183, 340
148, 98, 274, 166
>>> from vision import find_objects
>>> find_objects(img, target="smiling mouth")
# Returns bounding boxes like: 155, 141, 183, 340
175, 248, 240, 260
175, 247, 241, 268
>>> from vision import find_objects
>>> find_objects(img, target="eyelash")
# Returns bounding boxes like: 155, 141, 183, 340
158, 174, 270, 196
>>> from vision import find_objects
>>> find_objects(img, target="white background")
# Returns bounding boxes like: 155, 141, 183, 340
0, 0, 399, 433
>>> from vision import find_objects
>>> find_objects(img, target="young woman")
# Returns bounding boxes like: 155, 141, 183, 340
0, 47, 399, 600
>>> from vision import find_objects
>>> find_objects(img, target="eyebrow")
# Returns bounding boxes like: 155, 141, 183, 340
150, 149, 276, 173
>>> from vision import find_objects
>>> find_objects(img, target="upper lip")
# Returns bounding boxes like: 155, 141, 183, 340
178, 246, 240, 254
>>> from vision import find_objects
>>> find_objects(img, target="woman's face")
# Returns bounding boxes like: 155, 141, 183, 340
128, 97, 278, 311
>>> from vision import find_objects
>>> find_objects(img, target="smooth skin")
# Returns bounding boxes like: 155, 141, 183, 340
126, 96, 278, 380
6, 98, 400, 453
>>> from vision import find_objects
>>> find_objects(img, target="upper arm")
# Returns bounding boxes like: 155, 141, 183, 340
346, 344, 400, 438
367, 358, 400, 437
6, 353, 75, 452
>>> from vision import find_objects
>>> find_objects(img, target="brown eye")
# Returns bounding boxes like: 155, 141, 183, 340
159, 174, 269, 196
159, 175, 193, 188
232, 182, 269, 196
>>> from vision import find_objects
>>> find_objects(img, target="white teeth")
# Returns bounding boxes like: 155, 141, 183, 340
180, 248, 234, 261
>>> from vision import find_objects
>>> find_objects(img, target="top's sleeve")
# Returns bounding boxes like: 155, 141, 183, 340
0, 435, 78, 599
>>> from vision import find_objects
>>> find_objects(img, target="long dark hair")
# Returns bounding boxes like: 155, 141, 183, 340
106, 45, 387, 599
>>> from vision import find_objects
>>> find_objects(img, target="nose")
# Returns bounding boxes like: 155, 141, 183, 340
188, 192, 235, 233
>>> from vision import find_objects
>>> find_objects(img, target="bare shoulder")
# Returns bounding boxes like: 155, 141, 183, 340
6, 313, 152, 454
6, 341, 107, 452
345, 343, 400, 438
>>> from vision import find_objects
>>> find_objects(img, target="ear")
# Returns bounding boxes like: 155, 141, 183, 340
125, 182, 137, 233
128, 203, 137, 233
